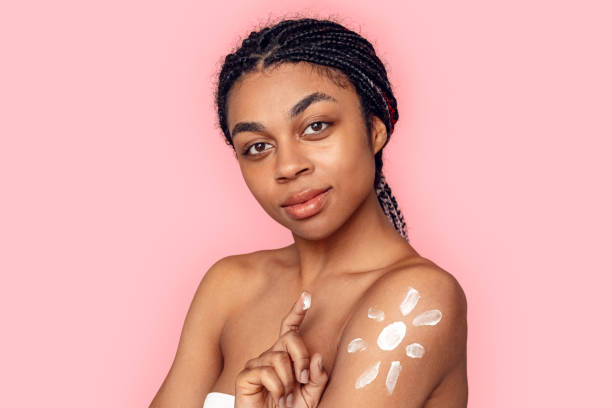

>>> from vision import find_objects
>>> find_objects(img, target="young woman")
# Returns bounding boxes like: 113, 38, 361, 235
150, 17, 468, 408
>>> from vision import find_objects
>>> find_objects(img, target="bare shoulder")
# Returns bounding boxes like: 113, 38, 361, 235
195, 253, 250, 314
198, 246, 294, 312
373, 259, 468, 319
318, 260, 468, 408
364, 259, 469, 364
194, 254, 243, 314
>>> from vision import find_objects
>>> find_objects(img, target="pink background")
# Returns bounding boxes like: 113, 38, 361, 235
1, 0, 610, 406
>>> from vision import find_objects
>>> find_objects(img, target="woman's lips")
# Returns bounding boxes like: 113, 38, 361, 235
281, 187, 332, 220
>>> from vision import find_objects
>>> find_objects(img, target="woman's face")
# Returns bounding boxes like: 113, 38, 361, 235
225, 62, 387, 240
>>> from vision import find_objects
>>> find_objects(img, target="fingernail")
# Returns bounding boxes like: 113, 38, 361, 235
300, 368, 309, 383
286, 392, 294, 407
318, 356, 323, 371
302, 292, 311, 310
279, 396, 285, 408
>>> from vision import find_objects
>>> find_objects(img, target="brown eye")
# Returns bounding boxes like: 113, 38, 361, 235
243, 142, 272, 156
303, 121, 330, 135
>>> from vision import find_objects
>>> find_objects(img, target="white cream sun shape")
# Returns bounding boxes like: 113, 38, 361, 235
346, 286, 443, 396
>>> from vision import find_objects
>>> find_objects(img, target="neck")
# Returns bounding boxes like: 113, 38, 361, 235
288, 189, 414, 288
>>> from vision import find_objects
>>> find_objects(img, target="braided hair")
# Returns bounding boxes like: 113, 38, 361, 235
214, 17, 409, 241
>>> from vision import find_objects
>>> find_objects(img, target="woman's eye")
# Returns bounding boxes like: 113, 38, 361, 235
303, 121, 330, 135
242, 122, 331, 156
243, 142, 273, 156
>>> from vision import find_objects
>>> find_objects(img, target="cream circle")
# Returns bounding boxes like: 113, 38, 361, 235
376, 321, 407, 351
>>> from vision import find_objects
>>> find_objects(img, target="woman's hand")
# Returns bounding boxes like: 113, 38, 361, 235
234, 291, 329, 408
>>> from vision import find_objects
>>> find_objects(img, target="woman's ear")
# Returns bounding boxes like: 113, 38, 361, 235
370, 115, 388, 155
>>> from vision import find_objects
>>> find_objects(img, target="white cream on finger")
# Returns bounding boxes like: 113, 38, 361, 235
302, 292, 311, 310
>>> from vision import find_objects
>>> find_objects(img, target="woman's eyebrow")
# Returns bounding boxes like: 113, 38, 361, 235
289, 91, 337, 118
231, 91, 338, 139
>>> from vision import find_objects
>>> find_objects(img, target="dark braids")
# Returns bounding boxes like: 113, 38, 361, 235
214, 17, 408, 241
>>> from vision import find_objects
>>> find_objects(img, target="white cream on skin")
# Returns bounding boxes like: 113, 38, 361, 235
368, 306, 385, 321
400, 287, 420, 316
412, 309, 442, 326
385, 361, 402, 395
355, 360, 381, 389
405, 343, 425, 358
347, 337, 368, 353
349, 287, 442, 395
376, 321, 406, 351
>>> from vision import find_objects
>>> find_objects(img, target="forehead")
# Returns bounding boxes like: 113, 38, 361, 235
226, 62, 358, 126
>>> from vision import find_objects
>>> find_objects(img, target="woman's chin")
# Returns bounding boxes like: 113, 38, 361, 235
289, 217, 347, 241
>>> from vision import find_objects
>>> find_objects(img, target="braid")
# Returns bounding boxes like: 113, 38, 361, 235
375, 173, 409, 241
214, 17, 408, 240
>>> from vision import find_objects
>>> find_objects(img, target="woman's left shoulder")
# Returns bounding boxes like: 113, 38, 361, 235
369, 256, 468, 320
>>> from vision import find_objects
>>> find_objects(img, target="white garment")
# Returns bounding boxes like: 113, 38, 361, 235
203, 392, 235, 408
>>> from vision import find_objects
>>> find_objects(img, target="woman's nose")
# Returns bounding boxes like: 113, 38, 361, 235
274, 140, 313, 181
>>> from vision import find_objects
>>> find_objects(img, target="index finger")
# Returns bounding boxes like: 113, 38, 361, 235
279, 290, 311, 336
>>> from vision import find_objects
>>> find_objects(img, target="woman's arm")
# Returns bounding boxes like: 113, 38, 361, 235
317, 266, 468, 408
149, 256, 239, 407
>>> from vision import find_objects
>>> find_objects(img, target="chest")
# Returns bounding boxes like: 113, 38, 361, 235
211, 286, 360, 393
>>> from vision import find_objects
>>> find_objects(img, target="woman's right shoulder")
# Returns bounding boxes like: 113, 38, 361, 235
195, 254, 247, 308
198, 247, 293, 311
203, 247, 285, 280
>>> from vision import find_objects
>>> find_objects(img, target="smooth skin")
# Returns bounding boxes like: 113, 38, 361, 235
149, 61, 467, 408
